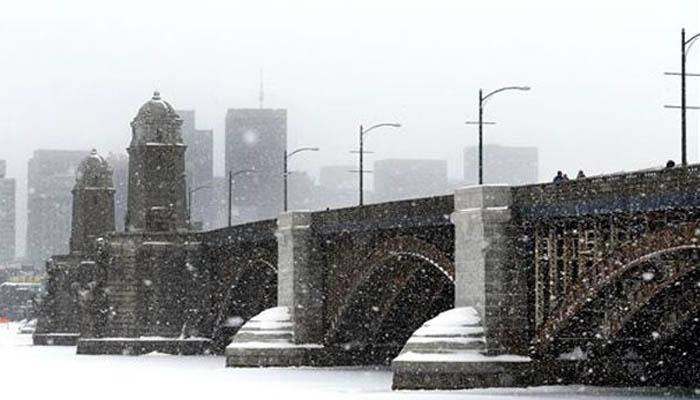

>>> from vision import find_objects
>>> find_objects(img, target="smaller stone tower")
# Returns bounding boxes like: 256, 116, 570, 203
70, 149, 116, 254
126, 91, 188, 232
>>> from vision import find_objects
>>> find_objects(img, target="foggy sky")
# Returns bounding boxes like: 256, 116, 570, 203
1, 0, 699, 257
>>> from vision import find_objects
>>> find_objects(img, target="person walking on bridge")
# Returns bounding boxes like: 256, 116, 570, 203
553, 170, 566, 183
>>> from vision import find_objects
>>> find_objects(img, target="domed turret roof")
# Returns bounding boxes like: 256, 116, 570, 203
135, 91, 176, 119
130, 91, 184, 145
75, 149, 113, 188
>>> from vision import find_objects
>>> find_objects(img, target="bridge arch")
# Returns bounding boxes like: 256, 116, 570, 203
324, 236, 454, 364
535, 221, 700, 364
212, 256, 277, 350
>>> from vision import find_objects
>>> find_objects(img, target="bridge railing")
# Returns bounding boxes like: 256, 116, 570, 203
512, 164, 700, 218
201, 219, 278, 246
311, 195, 454, 235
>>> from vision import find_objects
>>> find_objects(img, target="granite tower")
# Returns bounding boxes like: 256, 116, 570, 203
126, 91, 188, 232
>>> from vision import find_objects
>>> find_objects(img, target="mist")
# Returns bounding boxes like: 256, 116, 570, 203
1, 0, 698, 256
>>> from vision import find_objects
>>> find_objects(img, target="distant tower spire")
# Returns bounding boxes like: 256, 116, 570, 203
259, 68, 264, 109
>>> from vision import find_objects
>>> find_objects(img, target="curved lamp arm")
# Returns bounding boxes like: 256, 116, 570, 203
230, 169, 256, 178
685, 32, 700, 55
189, 185, 214, 195
362, 123, 401, 137
482, 86, 531, 105
287, 147, 320, 159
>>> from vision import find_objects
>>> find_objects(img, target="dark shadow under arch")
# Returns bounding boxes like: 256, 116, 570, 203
535, 222, 700, 356
212, 259, 277, 351
536, 242, 700, 367
325, 251, 454, 365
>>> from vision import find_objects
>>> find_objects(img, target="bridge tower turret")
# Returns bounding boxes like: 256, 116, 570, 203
70, 149, 115, 254
125, 91, 188, 232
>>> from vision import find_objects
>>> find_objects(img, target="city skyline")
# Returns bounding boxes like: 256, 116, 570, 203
1, 0, 698, 257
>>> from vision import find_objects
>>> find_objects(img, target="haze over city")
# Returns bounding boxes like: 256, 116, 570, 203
1, 0, 699, 257
3, 1, 700, 397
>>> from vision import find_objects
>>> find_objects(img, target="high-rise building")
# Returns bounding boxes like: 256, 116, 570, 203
318, 165, 356, 209
126, 91, 187, 232
287, 170, 317, 211
26, 149, 89, 268
105, 152, 128, 231
177, 110, 214, 229
0, 160, 15, 262
209, 175, 229, 229
373, 159, 448, 203
225, 109, 286, 223
463, 144, 538, 185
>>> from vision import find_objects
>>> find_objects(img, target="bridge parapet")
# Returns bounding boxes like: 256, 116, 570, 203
312, 195, 453, 234
201, 219, 277, 247
512, 164, 700, 219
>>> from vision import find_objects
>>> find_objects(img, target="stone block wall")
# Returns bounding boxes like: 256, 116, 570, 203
34, 255, 82, 336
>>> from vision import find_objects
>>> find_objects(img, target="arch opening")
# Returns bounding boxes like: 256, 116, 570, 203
537, 244, 700, 383
326, 253, 454, 365
213, 259, 277, 351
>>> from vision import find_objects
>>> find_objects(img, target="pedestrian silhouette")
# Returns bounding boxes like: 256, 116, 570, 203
553, 171, 565, 183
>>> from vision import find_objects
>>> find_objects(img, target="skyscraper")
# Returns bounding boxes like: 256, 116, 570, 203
225, 109, 286, 223
318, 165, 355, 209
463, 144, 538, 185
26, 149, 89, 269
177, 110, 214, 229
373, 159, 448, 203
287, 170, 317, 211
0, 160, 15, 262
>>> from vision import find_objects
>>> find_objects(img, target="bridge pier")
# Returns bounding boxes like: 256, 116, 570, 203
453, 185, 530, 354
392, 185, 533, 389
226, 211, 329, 367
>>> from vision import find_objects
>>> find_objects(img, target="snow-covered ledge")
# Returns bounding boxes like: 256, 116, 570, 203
225, 307, 326, 367
392, 307, 532, 390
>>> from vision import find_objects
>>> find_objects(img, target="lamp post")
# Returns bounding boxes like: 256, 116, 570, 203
357, 123, 401, 206
466, 86, 530, 184
665, 29, 700, 165
228, 169, 255, 227
284, 147, 319, 212
681, 29, 700, 165
187, 184, 214, 226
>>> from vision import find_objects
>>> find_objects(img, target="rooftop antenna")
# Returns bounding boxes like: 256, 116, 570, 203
259, 68, 264, 109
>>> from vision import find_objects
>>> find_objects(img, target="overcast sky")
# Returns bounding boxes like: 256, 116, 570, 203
1, 0, 699, 256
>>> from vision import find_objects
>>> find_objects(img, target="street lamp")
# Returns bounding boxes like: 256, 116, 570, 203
664, 29, 700, 166
228, 168, 256, 227
356, 123, 401, 206
284, 147, 319, 212
187, 184, 214, 226
466, 86, 530, 185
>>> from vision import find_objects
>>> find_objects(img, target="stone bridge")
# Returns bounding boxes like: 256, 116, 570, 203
74, 219, 278, 355
254, 196, 456, 365
38, 164, 700, 390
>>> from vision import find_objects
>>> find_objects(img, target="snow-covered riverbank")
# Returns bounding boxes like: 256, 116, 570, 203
0, 322, 694, 400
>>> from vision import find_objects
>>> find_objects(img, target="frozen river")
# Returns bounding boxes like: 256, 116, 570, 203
0, 323, 695, 400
